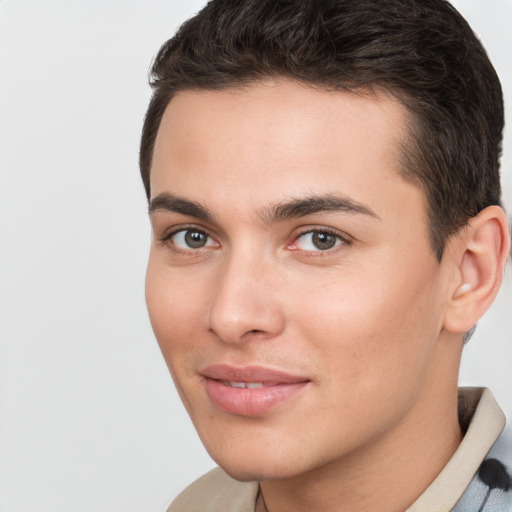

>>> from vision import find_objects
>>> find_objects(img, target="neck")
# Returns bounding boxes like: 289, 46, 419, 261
258, 371, 463, 512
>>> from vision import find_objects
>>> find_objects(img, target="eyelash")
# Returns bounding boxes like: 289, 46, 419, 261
289, 227, 352, 254
159, 226, 217, 255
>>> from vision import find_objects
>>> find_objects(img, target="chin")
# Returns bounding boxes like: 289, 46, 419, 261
215, 459, 300, 483
219, 466, 267, 482
204, 440, 315, 482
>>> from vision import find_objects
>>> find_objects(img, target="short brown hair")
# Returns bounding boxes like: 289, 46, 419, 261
140, 0, 504, 259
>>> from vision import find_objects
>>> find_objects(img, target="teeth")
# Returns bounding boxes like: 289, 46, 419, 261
246, 382, 264, 389
222, 381, 264, 389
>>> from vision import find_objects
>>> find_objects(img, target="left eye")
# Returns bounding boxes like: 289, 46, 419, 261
170, 229, 216, 249
294, 230, 345, 251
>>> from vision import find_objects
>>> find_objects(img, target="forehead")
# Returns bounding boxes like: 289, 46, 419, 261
150, 80, 420, 222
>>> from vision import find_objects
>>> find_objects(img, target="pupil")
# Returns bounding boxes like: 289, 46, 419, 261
185, 230, 206, 248
312, 232, 336, 250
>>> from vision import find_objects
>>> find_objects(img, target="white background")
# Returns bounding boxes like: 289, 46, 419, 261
0, 1, 510, 511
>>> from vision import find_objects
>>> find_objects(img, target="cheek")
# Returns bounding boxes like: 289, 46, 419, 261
145, 257, 207, 367
293, 259, 442, 389
282, 273, 441, 447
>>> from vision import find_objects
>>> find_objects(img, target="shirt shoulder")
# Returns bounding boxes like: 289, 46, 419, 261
452, 422, 512, 512
167, 467, 259, 512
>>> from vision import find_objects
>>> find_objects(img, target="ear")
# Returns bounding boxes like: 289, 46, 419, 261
443, 205, 510, 335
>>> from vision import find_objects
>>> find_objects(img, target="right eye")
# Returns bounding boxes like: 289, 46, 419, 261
169, 229, 216, 250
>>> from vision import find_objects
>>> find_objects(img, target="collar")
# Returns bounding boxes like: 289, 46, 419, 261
407, 387, 506, 511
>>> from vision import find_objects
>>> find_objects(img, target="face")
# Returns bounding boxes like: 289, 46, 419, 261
146, 81, 453, 481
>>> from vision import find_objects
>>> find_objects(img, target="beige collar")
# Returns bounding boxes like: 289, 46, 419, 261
407, 387, 505, 511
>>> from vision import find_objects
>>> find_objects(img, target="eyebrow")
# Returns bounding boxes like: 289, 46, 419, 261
149, 193, 214, 221
260, 194, 380, 224
148, 192, 380, 224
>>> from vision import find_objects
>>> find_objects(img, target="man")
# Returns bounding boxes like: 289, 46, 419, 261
140, 0, 511, 510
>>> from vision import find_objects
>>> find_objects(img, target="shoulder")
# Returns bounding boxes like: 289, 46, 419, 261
166, 467, 259, 512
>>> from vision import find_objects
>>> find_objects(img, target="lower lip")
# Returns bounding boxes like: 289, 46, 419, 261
203, 379, 308, 416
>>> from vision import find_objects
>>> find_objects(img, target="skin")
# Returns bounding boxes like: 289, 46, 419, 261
146, 80, 489, 511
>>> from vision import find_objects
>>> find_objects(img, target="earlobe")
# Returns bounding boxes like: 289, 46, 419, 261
444, 205, 510, 335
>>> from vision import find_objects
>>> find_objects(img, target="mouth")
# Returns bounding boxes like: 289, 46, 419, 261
201, 364, 310, 416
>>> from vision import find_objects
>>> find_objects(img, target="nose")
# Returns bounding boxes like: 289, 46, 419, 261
207, 252, 285, 344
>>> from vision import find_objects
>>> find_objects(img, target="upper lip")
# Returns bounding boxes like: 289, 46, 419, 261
201, 364, 310, 385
